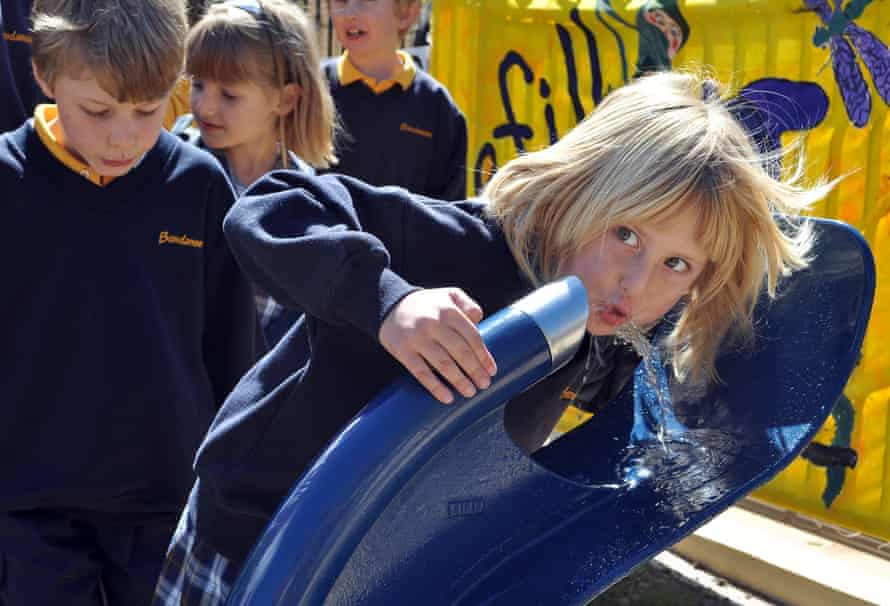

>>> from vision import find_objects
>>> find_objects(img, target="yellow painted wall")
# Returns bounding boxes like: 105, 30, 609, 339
431, 0, 890, 541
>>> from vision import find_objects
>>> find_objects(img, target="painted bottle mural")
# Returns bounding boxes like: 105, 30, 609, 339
431, 0, 890, 542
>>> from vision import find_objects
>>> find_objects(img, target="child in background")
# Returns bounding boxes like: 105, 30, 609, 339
176, 0, 336, 196
0, 0, 191, 133
174, 0, 338, 345
0, 1, 259, 604
322, 0, 468, 200
152, 71, 832, 604
1, 0, 190, 134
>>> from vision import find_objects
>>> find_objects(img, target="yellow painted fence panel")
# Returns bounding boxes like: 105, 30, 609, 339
431, 0, 890, 541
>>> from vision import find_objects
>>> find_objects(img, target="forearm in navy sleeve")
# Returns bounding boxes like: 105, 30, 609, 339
223, 171, 419, 339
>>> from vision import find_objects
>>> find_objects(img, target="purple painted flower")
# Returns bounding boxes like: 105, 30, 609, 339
805, 0, 890, 127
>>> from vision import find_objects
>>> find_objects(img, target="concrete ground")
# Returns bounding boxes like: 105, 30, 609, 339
593, 551, 778, 606
594, 504, 890, 606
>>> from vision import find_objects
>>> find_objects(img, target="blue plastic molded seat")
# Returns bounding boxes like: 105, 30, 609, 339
227, 217, 875, 605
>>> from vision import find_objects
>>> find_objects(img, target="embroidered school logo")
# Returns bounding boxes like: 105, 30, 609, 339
2, 32, 32, 44
158, 231, 204, 248
399, 122, 433, 139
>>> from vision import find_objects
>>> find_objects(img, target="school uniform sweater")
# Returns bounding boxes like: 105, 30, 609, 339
1, 0, 39, 133
194, 172, 639, 564
322, 55, 468, 200
0, 122, 259, 518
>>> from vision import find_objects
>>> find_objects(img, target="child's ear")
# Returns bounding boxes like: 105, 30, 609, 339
32, 60, 55, 99
277, 83, 301, 116
397, 1, 422, 35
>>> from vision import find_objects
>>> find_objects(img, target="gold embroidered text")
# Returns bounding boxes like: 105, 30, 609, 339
399, 122, 433, 139
158, 231, 204, 248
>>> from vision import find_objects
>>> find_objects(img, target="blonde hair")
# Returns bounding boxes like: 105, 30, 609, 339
486, 70, 831, 385
31, 0, 187, 102
187, 0, 337, 168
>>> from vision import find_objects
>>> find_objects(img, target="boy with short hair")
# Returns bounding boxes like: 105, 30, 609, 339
323, 0, 467, 200
0, 1, 259, 604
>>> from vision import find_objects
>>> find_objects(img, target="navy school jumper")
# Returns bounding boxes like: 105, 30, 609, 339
1, 0, 39, 133
322, 58, 468, 201
193, 172, 639, 565
0, 122, 260, 519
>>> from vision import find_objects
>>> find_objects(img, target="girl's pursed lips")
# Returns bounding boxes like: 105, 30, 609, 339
592, 300, 631, 326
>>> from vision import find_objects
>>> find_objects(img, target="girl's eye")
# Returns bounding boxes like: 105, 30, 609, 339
665, 257, 690, 273
137, 107, 161, 117
222, 90, 239, 101
616, 226, 639, 248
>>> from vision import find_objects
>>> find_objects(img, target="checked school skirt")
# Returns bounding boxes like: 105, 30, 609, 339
151, 485, 239, 606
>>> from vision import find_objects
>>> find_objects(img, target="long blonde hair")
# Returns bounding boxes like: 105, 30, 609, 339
186, 0, 337, 168
486, 70, 831, 384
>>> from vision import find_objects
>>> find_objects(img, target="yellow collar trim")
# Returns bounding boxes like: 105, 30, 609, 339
337, 50, 416, 94
34, 104, 112, 186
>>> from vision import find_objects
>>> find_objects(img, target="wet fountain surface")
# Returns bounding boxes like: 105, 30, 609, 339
575, 325, 783, 605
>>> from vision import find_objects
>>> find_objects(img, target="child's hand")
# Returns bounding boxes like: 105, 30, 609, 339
379, 288, 498, 404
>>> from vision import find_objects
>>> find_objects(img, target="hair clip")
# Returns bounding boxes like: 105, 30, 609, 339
701, 79, 720, 103
226, 0, 265, 19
